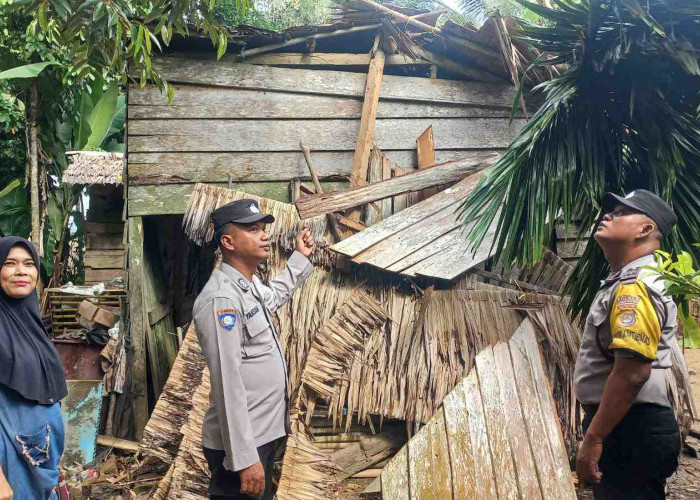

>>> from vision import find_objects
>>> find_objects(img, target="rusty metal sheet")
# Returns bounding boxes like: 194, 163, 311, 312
54, 341, 104, 380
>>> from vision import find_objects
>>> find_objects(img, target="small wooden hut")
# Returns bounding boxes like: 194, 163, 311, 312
121, 3, 535, 439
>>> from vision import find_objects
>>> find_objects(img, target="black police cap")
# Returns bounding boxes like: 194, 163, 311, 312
211, 199, 275, 230
602, 189, 677, 237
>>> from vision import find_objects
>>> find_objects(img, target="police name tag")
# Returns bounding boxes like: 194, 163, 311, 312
217, 308, 238, 330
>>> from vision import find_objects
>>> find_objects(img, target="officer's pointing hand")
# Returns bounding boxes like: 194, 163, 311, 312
296, 224, 315, 258
239, 461, 265, 499
576, 435, 603, 487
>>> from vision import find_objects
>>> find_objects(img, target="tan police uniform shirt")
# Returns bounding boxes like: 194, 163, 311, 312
193, 252, 314, 471
574, 254, 681, 407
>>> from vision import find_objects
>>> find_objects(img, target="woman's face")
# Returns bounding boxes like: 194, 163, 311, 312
1, 245, 38, 298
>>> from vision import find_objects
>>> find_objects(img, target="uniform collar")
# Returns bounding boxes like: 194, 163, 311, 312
220, 263, 252, 292
600, 253, 657, 286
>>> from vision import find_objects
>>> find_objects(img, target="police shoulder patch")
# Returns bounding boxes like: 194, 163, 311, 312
217, 308, 238, 331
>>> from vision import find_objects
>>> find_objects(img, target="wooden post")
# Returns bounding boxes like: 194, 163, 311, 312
127, 216, 149, 439
347, 34, 386, 221
28, 84, 42, 293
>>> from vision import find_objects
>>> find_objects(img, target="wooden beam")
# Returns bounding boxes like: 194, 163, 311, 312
97, 435, 140, 453
300, 142, 343, 241
127, 216, 149, 440
294, 153, 498, 219
237, 10, 443, 59
128, 182, 348, 216
350, 39, 385, 189
243, 53, 431, 67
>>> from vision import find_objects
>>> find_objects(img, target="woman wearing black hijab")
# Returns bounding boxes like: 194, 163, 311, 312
0, 237, 67, 500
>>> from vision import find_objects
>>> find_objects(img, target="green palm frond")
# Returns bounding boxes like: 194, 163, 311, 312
458, 0, 700, 318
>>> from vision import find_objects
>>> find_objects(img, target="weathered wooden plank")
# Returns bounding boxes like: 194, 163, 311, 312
331, 170, 486, 257
406, 222, 497, 280
380, 445, 409, 500
128, 86, 519, 120
475, 347, 519, 500
442, 378, 480, 500
127, 216, 149, 440
242, 52, 432, 67
127, 182, 347, 216
492, 342, 543, 500
84, 268, 126, 283
514, 320, 577, 499
350, 46, 385, 189
416, 125, 438, 200
295, 154, 497, 219
127, 118, 522, 153
85, 222, 124, 234
84, 250, 125, 269
462, 371, 498, 499
556, 239, 587, 259
354, 202, 459, 268
151, 59, 518, 108
508, 325, 569, 500
365, 148, 387, 226
127, 150, 492, 185
407, 408, 453, 500
87, 232, 124, 250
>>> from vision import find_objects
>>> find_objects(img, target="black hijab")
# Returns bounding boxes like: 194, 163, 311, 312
0, 237, 67, 404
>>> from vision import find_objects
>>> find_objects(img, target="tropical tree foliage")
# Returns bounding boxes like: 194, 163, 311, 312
457, 0, 700, 317
648, 249, 700, 348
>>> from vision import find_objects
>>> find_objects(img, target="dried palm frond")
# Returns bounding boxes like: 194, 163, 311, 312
139, 324, 206, 465
168, 368, 212, 500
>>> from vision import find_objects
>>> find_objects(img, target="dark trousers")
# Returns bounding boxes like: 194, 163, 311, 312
582, 403, 681, 500
203, 438, 281, 500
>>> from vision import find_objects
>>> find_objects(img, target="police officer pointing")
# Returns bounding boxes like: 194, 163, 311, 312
574, 190, 684, 499
193, 199, 315, 500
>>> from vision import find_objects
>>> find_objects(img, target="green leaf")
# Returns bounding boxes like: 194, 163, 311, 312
0, 179, 21, 199
75, 92, 94, 150
217, 31, 228, 60
84, 82, 120, 150
0, 62, 59, 81
107, 93, 125, 137
134, 25, 144, 55
678, 307, 700, 349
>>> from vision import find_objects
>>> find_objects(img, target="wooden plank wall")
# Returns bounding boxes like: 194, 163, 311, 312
127, 60, 524, 216
378, 319, 577, 499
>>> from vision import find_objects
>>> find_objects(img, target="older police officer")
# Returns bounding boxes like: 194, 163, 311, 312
193, 199, 315, 500
574, 190, 683, 499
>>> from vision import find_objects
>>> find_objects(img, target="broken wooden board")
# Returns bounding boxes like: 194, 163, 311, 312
377, 318, 577, 499
329, 169, 497, 281
295, 153, 497, 219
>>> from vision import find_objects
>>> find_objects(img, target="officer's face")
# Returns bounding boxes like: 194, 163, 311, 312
222, 222, 271, 260
594, 204, 656, 244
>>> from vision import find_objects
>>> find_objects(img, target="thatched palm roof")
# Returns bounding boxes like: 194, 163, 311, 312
63, 151, 124, 185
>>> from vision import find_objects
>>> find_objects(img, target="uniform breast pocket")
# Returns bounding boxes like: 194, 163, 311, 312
242, 314, 272, 359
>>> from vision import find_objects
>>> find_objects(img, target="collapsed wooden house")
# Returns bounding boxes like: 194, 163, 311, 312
95, 1, 694, 498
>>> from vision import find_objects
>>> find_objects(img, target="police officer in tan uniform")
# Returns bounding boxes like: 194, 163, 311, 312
574, 190, 683, 499
193, 199, 315, 499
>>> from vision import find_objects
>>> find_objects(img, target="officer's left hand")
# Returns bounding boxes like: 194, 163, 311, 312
576, 435, 603, 486
296, 225, 315, 257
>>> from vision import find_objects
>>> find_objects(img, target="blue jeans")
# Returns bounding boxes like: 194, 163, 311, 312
0, 383, 64, 500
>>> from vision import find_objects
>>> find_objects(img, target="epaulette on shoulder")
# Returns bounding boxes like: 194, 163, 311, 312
619, 267, 641, 284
